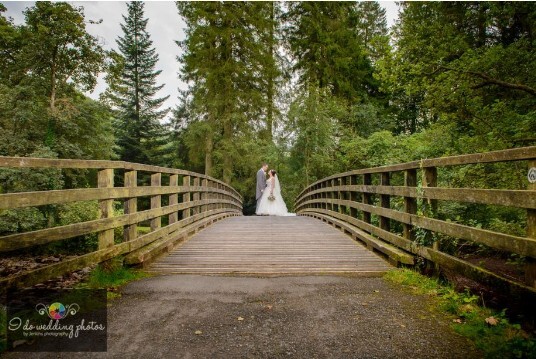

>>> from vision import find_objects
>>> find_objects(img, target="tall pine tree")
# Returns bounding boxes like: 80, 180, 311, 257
110, 1, 169, 165
177, 2, 279, 182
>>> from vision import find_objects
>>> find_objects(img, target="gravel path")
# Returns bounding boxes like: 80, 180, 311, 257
5, 274, 481, 358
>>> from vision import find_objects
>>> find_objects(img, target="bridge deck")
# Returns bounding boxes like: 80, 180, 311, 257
149, 216, 392, 275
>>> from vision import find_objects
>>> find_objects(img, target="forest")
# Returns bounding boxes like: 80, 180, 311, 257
0, 1, 534, 226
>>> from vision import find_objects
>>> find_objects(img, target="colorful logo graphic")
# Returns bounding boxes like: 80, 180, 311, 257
36, 302, 80, 320
49, 302, 66, 319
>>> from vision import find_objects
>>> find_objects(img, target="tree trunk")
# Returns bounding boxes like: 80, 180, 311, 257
266, 2, 275, 141
50, 46, 57, 111
223, 116, 232, 184
205, 130, 213, 177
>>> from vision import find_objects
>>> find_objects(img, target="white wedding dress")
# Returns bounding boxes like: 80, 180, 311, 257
256, 176, 295, 216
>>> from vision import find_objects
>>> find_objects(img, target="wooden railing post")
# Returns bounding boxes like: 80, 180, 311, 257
218, 183, 222, 210
423, 167, 438, 246
150, 173, 161, 231
363, 174, 372, 224
192, 178, 200, 215
404, 169, 417, 240
169, 174, 179, 224
320, 182, 325, 210
337, 177, 346, 213
526, 159, 536, 287
380, 172, 391, 232
423, 166, 439, 272
124, 170, 137, 242
207, 180, 212, 211
183, 175, 191, 219
201, 178, 208, 213
331, 179, 336, 213
350, 175, 358, 218
98, 168, 114, 249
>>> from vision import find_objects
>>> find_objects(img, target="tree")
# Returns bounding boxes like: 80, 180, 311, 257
380, 2, 536, 148
354, 1, 390, 64
284, 2, 376, 102
177, 2, 278, 182
22, 2, 104, 111
0, 2, 114, 230
109, 1, 169, 165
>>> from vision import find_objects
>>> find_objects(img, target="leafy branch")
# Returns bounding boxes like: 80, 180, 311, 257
435, 66, 536, 97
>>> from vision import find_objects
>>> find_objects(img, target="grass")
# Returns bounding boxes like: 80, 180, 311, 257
77, 258, 152, 300
384, 269, 536, 358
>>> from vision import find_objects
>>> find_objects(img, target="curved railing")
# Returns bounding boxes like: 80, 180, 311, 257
0, 157, 242, 290
295, 146, 536, 297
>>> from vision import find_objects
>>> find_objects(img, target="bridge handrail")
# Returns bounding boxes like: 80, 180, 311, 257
0, 156, 243, 290
295, 146, 536, 297
0, 156, 242, 201
296, 146, 536, 201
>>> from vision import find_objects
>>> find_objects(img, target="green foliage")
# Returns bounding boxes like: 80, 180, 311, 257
284, 2, 379, 102
107, 1, 169, 166
378, 2, 536, 149
80, 258, 151, 300
385, 269, 536, 358
176, 2, 282, 182
0, 1, 113, 166
21, 2, 104, 97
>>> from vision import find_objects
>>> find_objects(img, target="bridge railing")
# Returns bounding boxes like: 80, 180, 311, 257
0, 157, 242, 290
295, 146, 536, 296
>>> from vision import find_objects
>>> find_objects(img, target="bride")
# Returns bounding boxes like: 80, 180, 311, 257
256, 170, 295, 216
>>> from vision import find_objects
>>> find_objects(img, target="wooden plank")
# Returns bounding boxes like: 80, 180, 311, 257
192, 177, 200, 215
124, 213, 232, 266
169, 175, 179, 224
301, 185, 536, 209
0, 157, 128, 170
380, 172, 390, 232
98, 169, 114, 250
526, 159, 536, 287
201, 178, 208, 213
0, 210, 239, 291
300, 210, 536, 299
0, 156, 243, 199
362, 174, 372, 224
149, 216, 392, 275
300, 198, 536, 258
0, 185, 241, 210
303, 212, 415, 265
296, 146, 536, 198
150, 173, 162, 231
0, 199, 239, 252
423, 167, 439, 271
427, 249, 536, 300
404, 169, 417, 241
183, 176, 191, 219
124, 170, 137, 242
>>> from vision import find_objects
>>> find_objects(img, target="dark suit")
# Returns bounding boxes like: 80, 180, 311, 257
256, 168, 267, 212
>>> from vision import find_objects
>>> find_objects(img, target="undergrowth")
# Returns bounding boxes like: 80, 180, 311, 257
77, 258, 151, 300
384, 269, 536, 358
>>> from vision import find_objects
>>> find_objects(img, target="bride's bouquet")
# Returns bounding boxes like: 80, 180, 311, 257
268, 193, 276, 201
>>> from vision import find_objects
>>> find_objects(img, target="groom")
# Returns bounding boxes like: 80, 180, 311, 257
256, 162, 268, 213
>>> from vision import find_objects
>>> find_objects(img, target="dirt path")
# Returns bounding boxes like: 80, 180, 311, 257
5, 274, 481, 358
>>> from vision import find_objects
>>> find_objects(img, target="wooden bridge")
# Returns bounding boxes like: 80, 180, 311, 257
149, 216, 390, 275
1, 147, 535, 300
